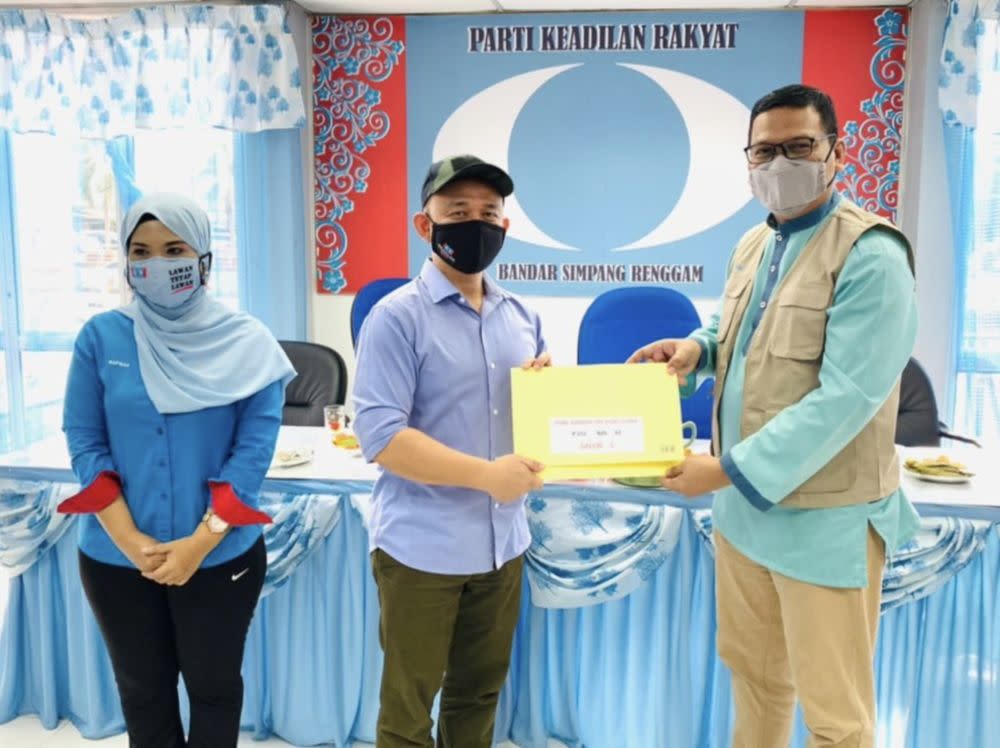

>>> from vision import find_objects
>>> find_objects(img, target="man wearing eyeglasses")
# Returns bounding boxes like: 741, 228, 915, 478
630, 84, 918, 747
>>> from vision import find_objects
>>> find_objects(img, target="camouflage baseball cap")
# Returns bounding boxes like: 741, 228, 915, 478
420, 154, 514, 206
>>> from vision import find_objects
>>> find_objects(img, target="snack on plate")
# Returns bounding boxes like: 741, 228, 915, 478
272, 447, 313, 467
903, 455, 974, 478
333, 433, 360, 450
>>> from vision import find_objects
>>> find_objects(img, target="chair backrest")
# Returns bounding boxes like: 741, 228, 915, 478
279, 341, 348, 426
577, 287, 702, 365
351, 278, 409, 348
896, 357, 940, 446
578, 287, 712, 438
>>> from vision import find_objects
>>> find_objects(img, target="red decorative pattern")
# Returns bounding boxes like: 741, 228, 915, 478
312, 16, 409, 294
803, 9, 908, 223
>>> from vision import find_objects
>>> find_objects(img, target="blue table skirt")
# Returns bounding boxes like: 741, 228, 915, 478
2, 506, 998, 748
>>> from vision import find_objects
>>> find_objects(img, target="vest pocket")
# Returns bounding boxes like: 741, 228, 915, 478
770, 287, 829, 361
718, 273, 752, 344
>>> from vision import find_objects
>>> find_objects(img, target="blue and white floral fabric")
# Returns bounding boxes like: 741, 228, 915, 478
691, 509, 994, 613
0, 5, 305, 136
0, 480, 340, 598
257, 490, 342, 597
939, 0, 999, 128
3, 478, 996, 611
522, 494, 683, 608
349, 487, 684, 608
0, 480, 75, 576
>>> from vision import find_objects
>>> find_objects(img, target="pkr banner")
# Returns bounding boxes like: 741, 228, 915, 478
313, 9, 907, 297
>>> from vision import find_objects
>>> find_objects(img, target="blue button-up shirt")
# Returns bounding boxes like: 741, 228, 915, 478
689, 194, 920, 587
63, 311, 284, 568
353, 260, 546, 575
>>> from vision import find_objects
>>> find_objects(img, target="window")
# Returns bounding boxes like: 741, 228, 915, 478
954, 24, 1000, 446
7, 135, 121, 452
133, 129, 240, 310
0, 130, 238, 453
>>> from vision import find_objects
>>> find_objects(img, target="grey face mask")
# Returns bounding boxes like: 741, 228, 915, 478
748, 155, 834, 217
128, 257, 202, 308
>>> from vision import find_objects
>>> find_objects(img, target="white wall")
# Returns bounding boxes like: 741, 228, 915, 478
288, 2, 317, 340
899, 0, 956, 417
304, 2, 955, 415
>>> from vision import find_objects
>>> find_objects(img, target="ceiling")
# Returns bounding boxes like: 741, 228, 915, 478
0, 0, 914, 12
296, 0, 910, 12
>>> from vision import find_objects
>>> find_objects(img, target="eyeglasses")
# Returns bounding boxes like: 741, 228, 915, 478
744, 134, 837, 165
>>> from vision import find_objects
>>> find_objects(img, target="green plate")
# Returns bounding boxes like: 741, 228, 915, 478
612, 476, 664, 489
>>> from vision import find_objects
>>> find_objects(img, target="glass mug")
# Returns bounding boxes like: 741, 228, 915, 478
324, 404, 349, 435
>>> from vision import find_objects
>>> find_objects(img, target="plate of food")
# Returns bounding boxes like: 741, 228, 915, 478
613, 475, 665, 489
903, 455, 974, 484
270, 447, 314, 469
332, 432, 360, 451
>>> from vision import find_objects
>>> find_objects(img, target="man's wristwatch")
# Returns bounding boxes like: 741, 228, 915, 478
202, 509, 230, 534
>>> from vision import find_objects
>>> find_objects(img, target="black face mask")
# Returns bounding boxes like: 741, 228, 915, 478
429, 219, 506, 275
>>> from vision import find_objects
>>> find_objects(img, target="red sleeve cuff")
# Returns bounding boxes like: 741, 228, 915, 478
209, 481, 272, 526
57, 471, 121, 514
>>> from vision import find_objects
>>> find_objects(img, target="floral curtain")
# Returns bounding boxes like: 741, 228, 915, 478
0, 4, 305, 137
940, 0, 999, 129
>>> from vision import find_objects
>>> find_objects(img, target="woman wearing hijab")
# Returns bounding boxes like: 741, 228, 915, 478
56, 193, 295, 748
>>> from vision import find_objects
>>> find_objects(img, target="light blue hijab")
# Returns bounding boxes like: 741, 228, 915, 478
118, 193, 296, 414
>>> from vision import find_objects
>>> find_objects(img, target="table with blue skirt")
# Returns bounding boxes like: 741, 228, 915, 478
1, 430, 998, 748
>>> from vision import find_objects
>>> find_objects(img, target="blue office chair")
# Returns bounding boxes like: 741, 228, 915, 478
577, 287, 701, 365
577, 286, 712, 438
350, 277, 409, 348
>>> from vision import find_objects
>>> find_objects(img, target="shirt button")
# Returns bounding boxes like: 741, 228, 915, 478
156, 427, 164, 435
770, 265, 777, 273
495, 503, 501, 509
490, 362, 496, 369
776, 234, 784, 242
760, 301, 767, 309
493, 409, 499, 416
158, 459, 165, 467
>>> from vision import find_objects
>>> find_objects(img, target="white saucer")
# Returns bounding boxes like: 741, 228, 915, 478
270, 448, 314, 469
904, 468, 972, 484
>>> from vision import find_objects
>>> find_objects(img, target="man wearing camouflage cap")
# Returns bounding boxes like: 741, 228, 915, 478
353, 155, 551, 747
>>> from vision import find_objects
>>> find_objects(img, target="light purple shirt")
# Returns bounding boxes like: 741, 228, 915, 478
352, 260, 546, 574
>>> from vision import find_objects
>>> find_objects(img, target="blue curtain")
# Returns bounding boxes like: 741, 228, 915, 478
234, 129, 308, 341
939, 1, 1000, 439
0, 128, 26, 451
104, 137, 142, 215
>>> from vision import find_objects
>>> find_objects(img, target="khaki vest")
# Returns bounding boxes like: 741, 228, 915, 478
712, 199, 915, 509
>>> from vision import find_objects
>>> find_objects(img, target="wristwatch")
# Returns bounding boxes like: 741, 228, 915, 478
202, 509, 230, 534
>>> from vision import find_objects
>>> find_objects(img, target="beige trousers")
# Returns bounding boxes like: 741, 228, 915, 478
715, 527, 885, 748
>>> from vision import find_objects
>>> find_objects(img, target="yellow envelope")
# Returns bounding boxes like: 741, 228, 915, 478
511, 364, 694, 481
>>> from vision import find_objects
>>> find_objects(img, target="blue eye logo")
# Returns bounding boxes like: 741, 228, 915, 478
431, 64, 753, 252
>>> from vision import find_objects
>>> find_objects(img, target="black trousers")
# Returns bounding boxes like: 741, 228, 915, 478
79, 536, 266, 748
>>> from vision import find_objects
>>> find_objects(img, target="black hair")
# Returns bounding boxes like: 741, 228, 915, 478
748, 84, 838, 143
126, 212, 159, 248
